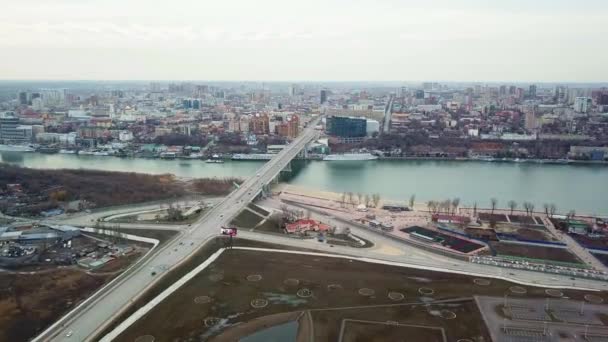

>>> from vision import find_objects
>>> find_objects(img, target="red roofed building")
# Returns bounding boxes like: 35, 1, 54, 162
284, 219, 331, 234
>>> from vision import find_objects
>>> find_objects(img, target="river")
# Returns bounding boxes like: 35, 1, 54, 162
1, 152, 607, 215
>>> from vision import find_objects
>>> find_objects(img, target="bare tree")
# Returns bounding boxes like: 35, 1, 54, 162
567, 209, 576, 223
426, 200, 434, 213
409, 194, 416, 209
357, 193, 363, 205
347, 192, 354, 207
490, 198, 498, 214
340, 192, 347, 208
371, 193, 381, 208
451, 198, 460, 215
543, 203, 550, 217
549, 204, 557, 218
364, 194, 371, 207
508, 200, 517, 215
473, 202, 478, 216
528, 203, 535, 215
522, 202, 530, 216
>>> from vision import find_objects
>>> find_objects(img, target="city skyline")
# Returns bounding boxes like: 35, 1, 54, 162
1, 0, 608, 82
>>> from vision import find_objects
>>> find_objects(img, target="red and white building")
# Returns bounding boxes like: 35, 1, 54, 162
284, 219, 331, 234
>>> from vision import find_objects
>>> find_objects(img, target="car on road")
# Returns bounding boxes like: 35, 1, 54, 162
65, 330, 73, 337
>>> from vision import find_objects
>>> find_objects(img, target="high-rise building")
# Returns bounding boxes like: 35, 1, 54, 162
574, 97, 592, 113
516, 88, 525, 101
529, 84, 537, 98
326, 116, 366, 138
320, 90, 328, 104
149, 82, 162, 92
524, 108, 538, 132
277, 115, 300, 138
499, 85, 507, 96
249, 114, 270, 135
18, 92, 28, 105
32, 98, 44, 111
288, 84, 297, 97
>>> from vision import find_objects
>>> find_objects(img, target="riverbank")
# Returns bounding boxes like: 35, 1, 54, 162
378, 155, 608, 166
2, 152, 607, 215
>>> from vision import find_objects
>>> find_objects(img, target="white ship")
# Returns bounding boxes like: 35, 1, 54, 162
323, 153, 378, 161
0, 144, 35, 152
58, 149, 77, 154
205, 159, 224, 164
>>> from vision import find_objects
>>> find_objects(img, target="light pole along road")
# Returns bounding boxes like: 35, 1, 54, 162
35, 117, 322, 342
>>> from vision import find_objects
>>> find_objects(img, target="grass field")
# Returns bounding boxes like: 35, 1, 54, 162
114, 249, 606, 342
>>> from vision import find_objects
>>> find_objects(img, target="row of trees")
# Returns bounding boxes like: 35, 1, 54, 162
339, 192, 382, 208
491, 198, 577, 219
338, 192, 418, 209
423, 196, 577, 220
426, 198, 461, 215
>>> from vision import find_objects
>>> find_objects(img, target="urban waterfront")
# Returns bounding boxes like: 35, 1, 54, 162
2, 152, 607, 215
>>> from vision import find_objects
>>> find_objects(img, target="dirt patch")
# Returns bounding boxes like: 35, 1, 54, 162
490, 242, 581, 264
515, 228, 554, 241
0, 268, 111, 342
230, 210, 264, 228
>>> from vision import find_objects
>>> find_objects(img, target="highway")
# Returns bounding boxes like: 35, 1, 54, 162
35, 117, 322, 342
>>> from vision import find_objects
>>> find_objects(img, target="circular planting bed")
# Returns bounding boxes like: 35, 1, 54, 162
203, 317, 220, 327
283, 278, 300, 286
297, 288, 313, 298
327, 284, 343, 291
418, 287, 435, 295
358, 288, 375, 296
134, 335, 155, 342
388, 292, 405, 301
250, 298, 269, 308
473, 278, 491, 286
440, 310, 457, 320
545, 289, 563, 297
246, 274, 262, 282
208, 273, 224, 282
509, 286, 527, 295
585, 294, 604, 304
193, 296, 212, 304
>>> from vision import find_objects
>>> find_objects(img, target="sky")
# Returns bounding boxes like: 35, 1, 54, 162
1, 0, 607, 82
